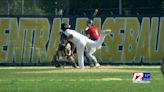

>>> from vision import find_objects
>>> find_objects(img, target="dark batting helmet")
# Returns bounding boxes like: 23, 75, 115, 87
61, 23, 70, 31
86, 19, 94, 26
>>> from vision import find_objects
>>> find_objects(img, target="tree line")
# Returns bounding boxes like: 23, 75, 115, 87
0, 0, 164, 16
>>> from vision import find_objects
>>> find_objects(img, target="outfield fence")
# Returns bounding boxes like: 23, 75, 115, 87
0, 16, 164, 65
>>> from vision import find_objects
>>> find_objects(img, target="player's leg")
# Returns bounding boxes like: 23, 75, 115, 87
57, 50, 66, 67
86, 29, 111, 47
77, 46, 85, 69
84, 49, 94, 67
53, 53, 62, 67
67, 56, 78, 68
89, 48, 100, 67
76, 40, 86, 69
86, 47, 100, 67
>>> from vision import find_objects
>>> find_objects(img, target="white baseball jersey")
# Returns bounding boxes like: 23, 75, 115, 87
64, 29, 88, 45
63, 28, 107, 69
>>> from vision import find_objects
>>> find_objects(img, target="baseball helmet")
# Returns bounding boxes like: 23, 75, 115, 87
87, 19, 94, 26
61, 23, 71, 31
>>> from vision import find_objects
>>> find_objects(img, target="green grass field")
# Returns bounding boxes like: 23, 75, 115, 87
0, 66, 163, 92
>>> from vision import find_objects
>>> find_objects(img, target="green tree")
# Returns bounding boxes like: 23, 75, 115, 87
9, 0, 22, 15
160, 0, 164, 14
0, 0, 9, 15
0, 0, 45, 15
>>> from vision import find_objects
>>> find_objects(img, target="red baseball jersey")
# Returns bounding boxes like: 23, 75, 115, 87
85, 26, 99, 41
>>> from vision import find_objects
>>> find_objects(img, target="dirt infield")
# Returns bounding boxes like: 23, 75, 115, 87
1, 65, 157, 74
0, 65, 160, 69
15, 68, 139, 74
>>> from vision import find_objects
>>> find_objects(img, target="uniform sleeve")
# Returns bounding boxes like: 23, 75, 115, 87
85, 27, 89, 34
64, 31, 70, 37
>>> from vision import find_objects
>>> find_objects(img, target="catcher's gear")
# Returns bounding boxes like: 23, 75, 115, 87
61, 23, 71, 31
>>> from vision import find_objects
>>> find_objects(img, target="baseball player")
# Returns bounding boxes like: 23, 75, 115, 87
61, 23, 111, 69
84, 19, 101, 68
52, 33, 77, 68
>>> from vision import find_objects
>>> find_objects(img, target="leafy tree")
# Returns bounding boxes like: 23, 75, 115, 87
0, 0, 9, 15
160, 0, 164, 14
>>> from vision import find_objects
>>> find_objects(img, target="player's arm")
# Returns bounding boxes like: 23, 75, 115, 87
84, 27, 90, 38
64, 31, 74, 40
71, 43, 76, 55
65, 44, 70, 56
67, 34, 73, 39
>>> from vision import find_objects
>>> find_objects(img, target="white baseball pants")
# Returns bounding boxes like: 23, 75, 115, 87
76, 33, 106, 69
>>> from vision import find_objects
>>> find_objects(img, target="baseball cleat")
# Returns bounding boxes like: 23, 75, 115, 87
90, 63, 95, 68
95, 63, 100, 68
72, 64, 78, 68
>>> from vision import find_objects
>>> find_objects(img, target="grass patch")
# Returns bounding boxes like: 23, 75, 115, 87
0, 66, 163, 92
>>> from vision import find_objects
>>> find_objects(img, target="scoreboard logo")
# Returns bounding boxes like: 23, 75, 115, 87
132, 72, 150, 83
